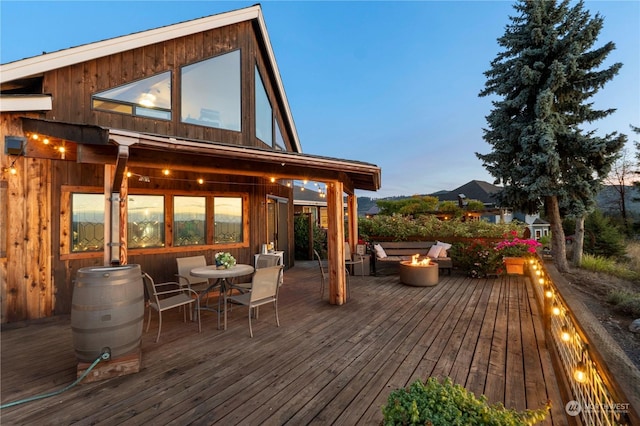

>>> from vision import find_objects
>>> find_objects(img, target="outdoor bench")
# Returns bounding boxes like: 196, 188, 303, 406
372, 241, 453, 276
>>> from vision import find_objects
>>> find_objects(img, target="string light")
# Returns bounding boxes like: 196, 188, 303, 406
574, 362, 587, 383
197, 178, 204, 185
552, 303, 561, 316
561, 325, 571, 342
162, 169, 170, 176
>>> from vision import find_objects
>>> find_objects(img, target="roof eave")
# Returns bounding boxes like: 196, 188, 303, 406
0, 95, 52, 112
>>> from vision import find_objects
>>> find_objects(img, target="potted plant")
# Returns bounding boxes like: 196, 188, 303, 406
495, 231, 541, 275
381, 377, 549, 425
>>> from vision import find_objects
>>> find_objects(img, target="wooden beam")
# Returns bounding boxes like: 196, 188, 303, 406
326, 181, 346, 305
21, 117, 109, 145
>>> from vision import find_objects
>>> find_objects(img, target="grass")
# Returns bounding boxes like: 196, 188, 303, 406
579, 244, 640, 282
580, 240, 640, 317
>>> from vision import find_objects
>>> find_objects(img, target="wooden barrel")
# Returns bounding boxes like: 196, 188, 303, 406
71, 264, 144, 362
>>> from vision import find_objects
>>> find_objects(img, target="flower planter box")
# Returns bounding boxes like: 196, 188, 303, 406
504, 257, 526, 275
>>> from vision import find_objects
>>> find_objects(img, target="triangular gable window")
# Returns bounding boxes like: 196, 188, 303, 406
181, 50, 241, 131
92, 72, 171, 120
255, 66, 272, 145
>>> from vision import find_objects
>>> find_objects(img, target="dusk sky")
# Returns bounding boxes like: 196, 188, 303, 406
2, 1, 638, 198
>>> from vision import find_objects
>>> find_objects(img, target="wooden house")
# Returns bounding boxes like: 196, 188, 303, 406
0, 5, 381, 323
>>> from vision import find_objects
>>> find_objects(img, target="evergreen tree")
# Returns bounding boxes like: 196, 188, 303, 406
477, 0, 625, 271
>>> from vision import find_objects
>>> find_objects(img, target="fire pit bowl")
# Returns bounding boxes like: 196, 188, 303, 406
399, 260, 439, 287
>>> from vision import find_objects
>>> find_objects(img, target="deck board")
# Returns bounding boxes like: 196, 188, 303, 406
1, 261, 568, 425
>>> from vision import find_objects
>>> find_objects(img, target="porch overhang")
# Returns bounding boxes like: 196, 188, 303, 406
20, 118, 381, 192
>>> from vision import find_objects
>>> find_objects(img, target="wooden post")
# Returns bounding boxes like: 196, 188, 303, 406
306, 213, 313, 260
347, 193, 358, 254
326, 181, 346, 305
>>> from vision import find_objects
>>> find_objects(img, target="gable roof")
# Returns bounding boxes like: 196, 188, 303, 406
0, 4, 302, 153
435, 180, 503, 205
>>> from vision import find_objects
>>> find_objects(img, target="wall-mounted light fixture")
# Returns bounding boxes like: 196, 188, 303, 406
3, 136, 27, 175
5, 136, 26, 155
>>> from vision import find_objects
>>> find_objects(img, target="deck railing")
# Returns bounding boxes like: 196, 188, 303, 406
526, 256, 638, 425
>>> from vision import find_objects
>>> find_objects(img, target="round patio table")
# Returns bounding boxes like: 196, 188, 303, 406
190, 264, 255, 328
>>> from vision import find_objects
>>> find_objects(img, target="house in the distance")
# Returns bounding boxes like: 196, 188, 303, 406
293, 184, 328, 228
435, 180, 550, 239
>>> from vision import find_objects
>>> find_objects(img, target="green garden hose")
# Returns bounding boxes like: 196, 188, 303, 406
0, 351, 110, 409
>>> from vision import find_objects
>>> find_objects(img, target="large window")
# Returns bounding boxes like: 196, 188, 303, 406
128, 195, 165, 248
255, 66, 272, 145
173, 196, 206, 246
63, 190, 247, 257
92, 72, 171, 120
71, 193, 105, 252
181, 50, 241, 131
214, 197, 243, 243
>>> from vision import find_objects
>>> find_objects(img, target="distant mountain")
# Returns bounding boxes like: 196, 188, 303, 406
358, 183, 640, 218
596, 185, 640, 216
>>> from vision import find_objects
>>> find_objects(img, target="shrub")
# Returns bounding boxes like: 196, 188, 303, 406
584, 210, 627, 258
381, 377, 549, 425
452, 239, 503, 278
294, 214, 327, 260
358, 215, 526, 242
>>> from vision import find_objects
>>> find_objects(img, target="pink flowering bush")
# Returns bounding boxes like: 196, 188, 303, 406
495, 231, 541, 257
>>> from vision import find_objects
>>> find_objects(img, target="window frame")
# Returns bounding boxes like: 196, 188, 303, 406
61, 187, 250, 259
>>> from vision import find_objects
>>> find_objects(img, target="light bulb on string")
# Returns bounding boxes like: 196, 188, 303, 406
574, 362, 587, 383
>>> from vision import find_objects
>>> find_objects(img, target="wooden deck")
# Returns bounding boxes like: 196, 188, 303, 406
1, 261, 568, 425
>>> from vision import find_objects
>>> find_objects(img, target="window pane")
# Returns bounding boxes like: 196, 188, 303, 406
181, 50, 241, 131
174, 196, 206, 246
93, 72, 171, 118
128, 195, 165, 248
72, 193, 105, 252
275, 121, 286, 151
255, 67, 272, 144
92, 99, 133, 114
214, 197, 242, 243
